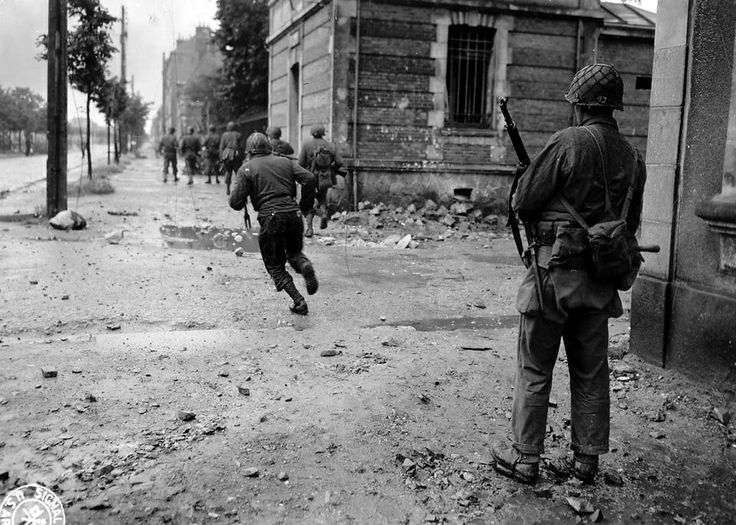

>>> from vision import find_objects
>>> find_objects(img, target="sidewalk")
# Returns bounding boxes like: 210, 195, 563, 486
0, 155, 734, 524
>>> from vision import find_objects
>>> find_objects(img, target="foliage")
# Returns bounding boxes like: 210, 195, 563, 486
96, 77, 128, 124
0, 86, 46, 133
213, 0, 269, 119
121, 93, 151, 139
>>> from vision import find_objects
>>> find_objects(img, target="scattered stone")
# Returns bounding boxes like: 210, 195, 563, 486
138, 408, 147, 415
277, 471, 289, 481
548, 398, 559, 408
218, 370, 230, 378
0, 471, 9, 482
106, 323, 121, 331
380, 316, 386, 322
237, 386, 250, 396
649, 430, 666, 439
381, 338, 400, 347
381, 234, 402, 246
83, 392, 97, 403
74, 405, 87, 413
243, 467, 259, 477
104, 230, 124, 244
41, 368, 57, 378
178, 411, 196, 422
50, 210, 87, 230
648, 409, 666, 422
459, 342, 493, 351
604, 471, 624, 486
395, 234, 412, 250
320, 349, 339, 357
107, 210, 138, 217
424, 199, 437, 212
29, 280, 38, 285
234, 247, 244, 257
71, 369, 82, 374
95, 464, 114, 477
589, 509, 603, 522
566, 497, 595, 514
318, 236, 336, 246
711, 407, 731, 426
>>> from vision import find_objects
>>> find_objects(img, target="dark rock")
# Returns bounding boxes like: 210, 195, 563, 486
178, 411, 196, 422
41, 368, 58, 378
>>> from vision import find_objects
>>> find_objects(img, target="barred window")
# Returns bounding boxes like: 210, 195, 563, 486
446, 25, 496, 127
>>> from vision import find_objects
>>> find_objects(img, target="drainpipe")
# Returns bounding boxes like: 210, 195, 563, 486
351, 0, 361, 210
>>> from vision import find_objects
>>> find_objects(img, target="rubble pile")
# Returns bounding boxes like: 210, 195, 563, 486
327, 198, 505, 249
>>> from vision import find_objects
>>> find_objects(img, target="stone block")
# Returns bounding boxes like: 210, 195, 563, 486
650, 46, 687, 108
653, 0, 689, 49
639, 219, 672, 279
630, 274, 667, 367
645, 107, 682, 166
641, 164, 676, 224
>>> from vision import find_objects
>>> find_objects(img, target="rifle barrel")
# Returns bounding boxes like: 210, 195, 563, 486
636, 245, 661, 253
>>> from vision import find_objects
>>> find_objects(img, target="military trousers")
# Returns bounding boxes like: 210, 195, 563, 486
511, 267, 611, 457
257, 211, 311, 292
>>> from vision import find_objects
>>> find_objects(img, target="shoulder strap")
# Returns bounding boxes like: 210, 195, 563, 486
582, 126, 612, 213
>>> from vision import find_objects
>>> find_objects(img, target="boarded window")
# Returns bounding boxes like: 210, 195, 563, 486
446, 25, 496, 126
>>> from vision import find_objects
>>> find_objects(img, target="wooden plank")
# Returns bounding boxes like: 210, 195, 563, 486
360, 54, 435, 75
361, 19, 435, 41
360, 36, 432, 57
360, 0, 432, 23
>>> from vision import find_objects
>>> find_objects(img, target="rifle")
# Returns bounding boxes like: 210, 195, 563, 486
498, 97, 545, 310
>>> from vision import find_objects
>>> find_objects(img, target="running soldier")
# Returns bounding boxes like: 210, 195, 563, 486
203, 124, 221, 184
492, 64, 647, 485
179, 127, 202, 185
297, 125, 343, 237
266, 126, 294, 156
229, 132, 319, 315
158, 127, 178, 183
219, 121, 243, 196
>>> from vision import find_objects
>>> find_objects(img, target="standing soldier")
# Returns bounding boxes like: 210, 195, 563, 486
491, 64, 647, 485
266, 126, 294, 156
229, 132, 319, 315
158, 127, 178, 183
203, 124, 221, 184
297, 124, 343, 237
179, 126, 202, 185
219, 121, 243, 196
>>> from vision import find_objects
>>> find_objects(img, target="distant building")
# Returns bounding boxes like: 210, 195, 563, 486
267, 0, 655, 211
632, 2, 736, 381
160, 26, 222, 136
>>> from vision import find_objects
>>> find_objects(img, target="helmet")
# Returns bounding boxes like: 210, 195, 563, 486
208, 124, 216, 132
310, 125, 325, 138
226, 121, 236, 131
168, 127, 176, 134
266, 126, 282, 139
246, 132, 272, 155
565, 63, 624, 111
188, 126, 195, 134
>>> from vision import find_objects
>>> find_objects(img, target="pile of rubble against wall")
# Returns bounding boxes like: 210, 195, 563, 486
321, 198, 507, 248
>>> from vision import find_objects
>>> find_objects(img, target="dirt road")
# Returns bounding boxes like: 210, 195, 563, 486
0, 155, 734, 524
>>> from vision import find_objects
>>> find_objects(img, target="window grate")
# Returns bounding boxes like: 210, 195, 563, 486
446, 25, 496, 127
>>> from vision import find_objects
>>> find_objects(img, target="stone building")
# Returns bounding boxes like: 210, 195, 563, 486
266, 0, 654, 211
160, 26, 222, 136
632, 0, 736, 380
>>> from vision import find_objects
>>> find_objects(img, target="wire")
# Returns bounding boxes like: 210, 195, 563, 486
68, 86, 86, 210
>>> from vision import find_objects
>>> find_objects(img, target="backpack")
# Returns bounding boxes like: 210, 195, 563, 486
310, 145, 335, 191
556, 126, 643, 291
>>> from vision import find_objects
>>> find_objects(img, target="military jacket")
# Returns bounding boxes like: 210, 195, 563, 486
159, 135, 178, 156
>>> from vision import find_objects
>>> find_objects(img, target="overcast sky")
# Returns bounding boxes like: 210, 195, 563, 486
0, 0, 218, 127
0, 0, 656, 129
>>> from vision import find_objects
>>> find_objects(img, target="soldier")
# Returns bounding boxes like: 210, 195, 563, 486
203, 124, 221, 184
219, 121, 243, 196
491, 64, 647, 485
266, 126, 294, 156
229, 132, 319, 315
179, 127, 202, 185
158, 127, 178, 183
297, 125, 343, 237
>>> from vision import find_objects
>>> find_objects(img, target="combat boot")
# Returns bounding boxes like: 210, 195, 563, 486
304, 214, 314, 238
492, 443, 540, 485
188, 176, 193, 185
206, 176, 212, 184
319, 205, 328, 229
546, 453, 599, 484
226, 184, 230, 196
301, 261, 319, 295
284, 281, 308, 315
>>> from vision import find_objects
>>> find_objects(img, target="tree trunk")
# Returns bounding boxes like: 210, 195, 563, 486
86, 94, 92, 178
107, 119, 111, 165
113, 120, 120, 164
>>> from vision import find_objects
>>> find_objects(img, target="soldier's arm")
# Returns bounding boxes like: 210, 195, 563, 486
229, 164, 251, 211
297, 144, 308, 168
293, 161, 316, 187
512, 131, 569, 222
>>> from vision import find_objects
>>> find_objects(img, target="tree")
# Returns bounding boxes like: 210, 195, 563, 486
0, 85, 46, 154
97, 77, 128, 163
39, 0, 117, 177
213, 0, 269, 119
121, 93, 151, 151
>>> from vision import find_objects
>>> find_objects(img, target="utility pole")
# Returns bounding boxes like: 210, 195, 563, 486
46, 0, 67, 218
162, 52, 167, 136
120, 5, 127, 153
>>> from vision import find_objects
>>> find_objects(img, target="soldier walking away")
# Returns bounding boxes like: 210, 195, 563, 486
298, 125, 343, 237
179, 127, 202, 185
266, 126, 294, 157
158, 127, 179, 183
220, 121, 243, 196
229, 132, 319, 315
203, 124, 221, 184
491, 64, 647, 485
